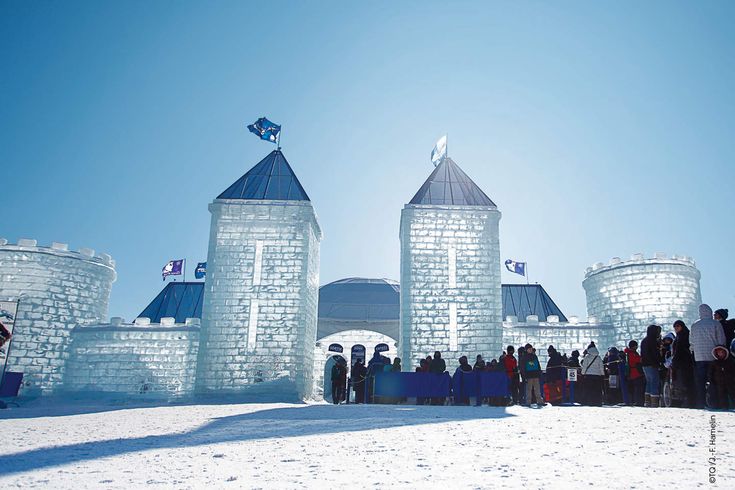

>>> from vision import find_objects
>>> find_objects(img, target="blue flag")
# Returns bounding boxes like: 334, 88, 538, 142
505, 259, 526, 276
194, 262, 207, 279
247, 117, 281, 144
162, 259, 184, 281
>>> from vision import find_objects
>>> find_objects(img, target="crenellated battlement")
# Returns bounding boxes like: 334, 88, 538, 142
584, 252, 697, 279
0, 237, 116, 270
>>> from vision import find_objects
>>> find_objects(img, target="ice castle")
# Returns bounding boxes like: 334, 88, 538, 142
399, 157, 503, 370
195, 149, 322, 398
0, 147, 706, 400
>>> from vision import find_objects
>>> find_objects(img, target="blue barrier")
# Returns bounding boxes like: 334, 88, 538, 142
373, 371, 508, 399
452, 371, 509, 398
374, 372, 451, 398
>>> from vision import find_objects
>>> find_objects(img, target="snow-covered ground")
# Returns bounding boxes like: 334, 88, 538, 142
1, 400, 732, 489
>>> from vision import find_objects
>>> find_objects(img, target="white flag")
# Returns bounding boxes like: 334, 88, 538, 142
430, 135, 447, 166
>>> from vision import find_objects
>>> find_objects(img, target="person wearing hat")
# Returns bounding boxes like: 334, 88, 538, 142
714, 308, 735, 351
708, 345, 735, 409
691, 304, 726, 408
581, 342, 605, 406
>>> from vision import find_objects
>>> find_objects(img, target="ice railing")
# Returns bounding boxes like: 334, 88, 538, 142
0, 237, 116, 269
584, 252, 696, 278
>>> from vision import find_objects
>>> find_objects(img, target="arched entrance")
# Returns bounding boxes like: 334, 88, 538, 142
312, 278, 401, 400
323, 354, 346, 403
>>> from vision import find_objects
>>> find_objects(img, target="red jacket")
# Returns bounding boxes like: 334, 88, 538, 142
503, 355, 518, 378
624, 348, 644, 380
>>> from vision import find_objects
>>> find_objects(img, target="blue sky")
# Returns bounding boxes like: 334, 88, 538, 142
2, 1, 734, 322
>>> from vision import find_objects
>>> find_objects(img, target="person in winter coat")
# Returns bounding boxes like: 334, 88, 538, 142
429, 351, 447, 405
604, 347, 625, 405
567, 350, 581, 368
708, 345, 735, 409
456, 355, 472, 373
415, 358, 429, 405
671, 320, 696, 408
429, 351, 446, 374
640, 324, 663, 407
453, 355, 473, 405
714, 309, 735, 352
545, 345, 565, 405
581, 343, 604, 406
662, 333, 675, 369
517, 346, 527, 405
352, 359, 368, 404
520, 344, 543, 406
473, 354, 486, 372
624, 341, 645, 406
503, 346, 519, 405
330, 359, 347, 404
546, 346, 565, 383
690, 304, 726, 408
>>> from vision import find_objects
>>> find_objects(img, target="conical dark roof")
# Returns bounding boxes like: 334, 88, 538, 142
217, 149, 310, 201
409, 157, 495, 206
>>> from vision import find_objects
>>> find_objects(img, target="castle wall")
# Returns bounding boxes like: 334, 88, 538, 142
583, 254, 702, 345
502, 317, 616, 367
64, 318, 200, 397
196, 200, 321, 398
0, 238, 116, 395
399, 205, 502, 371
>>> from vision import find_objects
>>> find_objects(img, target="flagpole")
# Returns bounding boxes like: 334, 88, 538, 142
277, 127, 282, 150
526, 263, 529, 285
183, 259, 186, 283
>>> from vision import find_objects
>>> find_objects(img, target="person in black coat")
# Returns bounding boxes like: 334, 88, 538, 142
429, 351, 446, 374
352, 359, 368, 404
640, 324, 663, 407
709, 345, 735, 409
429, 351, 447, 405
546, 346, 564, 383
567, 350, 581, 368
672, 320, 696, 408
714, 309, 735, 351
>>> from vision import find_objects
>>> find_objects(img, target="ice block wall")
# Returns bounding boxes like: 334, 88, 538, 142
502, 316, 616, 367
196, 200, 321, 398
399, 205, 503, 371
583, 253, 702, 345
64, 318, 200, 396
0, 238, 116, 395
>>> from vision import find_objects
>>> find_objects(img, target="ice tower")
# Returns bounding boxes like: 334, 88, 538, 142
196, 149, 322, 398
399, 157, 502, 370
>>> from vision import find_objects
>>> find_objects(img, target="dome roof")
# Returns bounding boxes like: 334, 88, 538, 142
318, 277, 399, 322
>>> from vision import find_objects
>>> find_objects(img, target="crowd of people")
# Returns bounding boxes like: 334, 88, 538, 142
332, 303, 735, 410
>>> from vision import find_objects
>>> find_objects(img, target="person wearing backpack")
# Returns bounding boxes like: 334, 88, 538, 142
520, 344, 544, 406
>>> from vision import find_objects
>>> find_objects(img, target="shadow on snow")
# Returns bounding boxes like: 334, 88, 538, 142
0, 404, 513, 476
